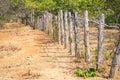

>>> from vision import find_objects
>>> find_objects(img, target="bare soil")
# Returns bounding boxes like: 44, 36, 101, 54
0, 22, 119, 80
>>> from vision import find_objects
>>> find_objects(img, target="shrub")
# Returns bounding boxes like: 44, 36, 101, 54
105, 15, 117, 23
75, 68, 96, 78
0, 21, 4, 29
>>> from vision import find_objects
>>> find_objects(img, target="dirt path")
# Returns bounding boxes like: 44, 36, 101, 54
0, 23, 119, 80
0, 23, 78, 80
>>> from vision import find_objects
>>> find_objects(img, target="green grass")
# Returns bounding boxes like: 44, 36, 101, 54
81, 50, 85, 58
94, 48, 98, 54
90, 58, 96, 63
104, 50, 113, 60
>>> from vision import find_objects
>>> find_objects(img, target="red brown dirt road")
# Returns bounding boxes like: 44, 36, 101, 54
0, 23, 78, 80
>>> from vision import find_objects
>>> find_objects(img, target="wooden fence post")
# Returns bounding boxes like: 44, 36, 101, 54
84, 10, 90, 62
74, 12, 80, 57
60, 10, 64, 45
96, 13, 105, 70
30, 13, 33, 24
48, 13, 50, 35
32, 15, 35, 29
32, 9, 35, 29
40, 16, 44, 30
42, 16, 44, 30
68, 12, 73, 54
64, 11, 68, 49
58, 11, 61, 44
110, 36, 120, 78
43, 14, 46, 31
53, 16, 58, 41
49, 13, 53, 37
44, 11, 49, 33
36, 16, 40, 29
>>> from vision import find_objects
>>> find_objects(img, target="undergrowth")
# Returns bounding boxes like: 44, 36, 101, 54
75, 67, 96, 78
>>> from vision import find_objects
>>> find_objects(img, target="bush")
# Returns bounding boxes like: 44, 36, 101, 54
0, 20, 4, 29
105, 15, 117, 23
75, 68, 96, 78
118, 17, 120, 24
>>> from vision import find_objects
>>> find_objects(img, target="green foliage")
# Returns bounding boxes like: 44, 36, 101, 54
90, 58, 96, 63
81, 51, 85, 58
75, 68, 96, 78
94, 48, 98, 54
0, 20, 4, 29
0, 0, 120, 24
106, 15, 117, 23
9, 0, 112, 15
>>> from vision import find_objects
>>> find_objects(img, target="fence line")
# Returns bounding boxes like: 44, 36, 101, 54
24, 10, 119, 78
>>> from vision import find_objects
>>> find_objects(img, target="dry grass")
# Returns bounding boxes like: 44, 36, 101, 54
0, 42, 21, 58
71, 26, 120, 79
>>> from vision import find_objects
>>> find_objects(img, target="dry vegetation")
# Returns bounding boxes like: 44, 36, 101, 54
72, 26, 120, 79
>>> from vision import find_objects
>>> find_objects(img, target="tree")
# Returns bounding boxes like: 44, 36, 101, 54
106, 0, 120, 23
0, 0, 10, 18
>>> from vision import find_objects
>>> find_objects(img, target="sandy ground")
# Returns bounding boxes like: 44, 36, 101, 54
0, 23, 77, 80
0, 23, 119, 80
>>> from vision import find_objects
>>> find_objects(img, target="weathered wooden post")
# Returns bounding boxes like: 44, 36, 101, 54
58, 11, 61, 44
38, 16, 41, 29
84, 10, 90, 62
30, 12, 35, 29
40, 16, 44, 30
74, 12, 80, 57
46, 11, 50, 34
42, 16, 44, 30
43, 14, 46, 31
47, 13, 50, 34
30, 13, 33, 25
64, 11, 68, 49
96, 13, 105, 70
49, 13, 53, 37
32, 15, 35, 29
38, 16, 43, 30
110, 36, 120, 78
68, 12, 73, 54
53, 16, 58, 41
36, 16, 40, 29
44, 11, 49, 33
56, 16, 58, 41
60, 10, 64, 45
32, 10, 35, 29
